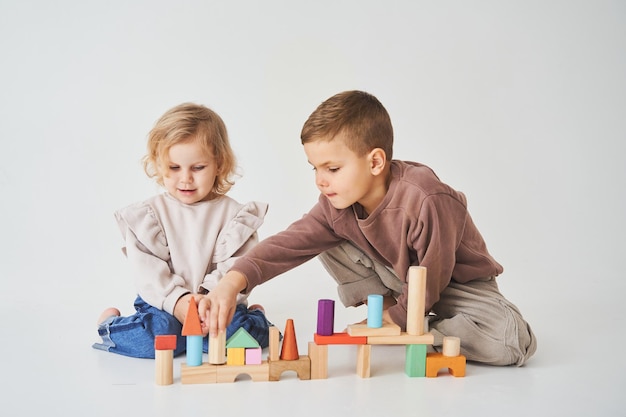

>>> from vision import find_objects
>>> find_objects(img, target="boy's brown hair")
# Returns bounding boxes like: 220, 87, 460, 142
300, 90, 394, 160
143, 102, 237, 197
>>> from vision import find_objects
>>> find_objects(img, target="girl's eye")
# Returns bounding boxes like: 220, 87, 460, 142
328, 167, 339, 173
169, 166, 180, 171
192, 166, 205, 171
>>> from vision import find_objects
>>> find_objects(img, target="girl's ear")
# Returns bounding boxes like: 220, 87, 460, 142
369, 148, 387, 175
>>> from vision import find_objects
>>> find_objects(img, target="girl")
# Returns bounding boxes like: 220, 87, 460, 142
93, 103, 273, 358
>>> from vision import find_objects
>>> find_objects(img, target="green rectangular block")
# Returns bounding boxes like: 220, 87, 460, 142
405, 344, 427, 377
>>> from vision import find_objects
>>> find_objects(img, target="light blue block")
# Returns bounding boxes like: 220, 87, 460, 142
367, 294, 383, 328
186, 335, 203, 366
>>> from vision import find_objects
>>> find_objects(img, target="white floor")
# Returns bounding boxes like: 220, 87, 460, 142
2, 259, 624, 417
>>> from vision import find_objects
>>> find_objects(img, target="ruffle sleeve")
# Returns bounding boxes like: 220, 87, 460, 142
212, 201, 268, 263
114, 201, 169, 261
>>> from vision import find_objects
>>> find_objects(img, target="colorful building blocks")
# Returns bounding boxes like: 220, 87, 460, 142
155, 266, 467, 385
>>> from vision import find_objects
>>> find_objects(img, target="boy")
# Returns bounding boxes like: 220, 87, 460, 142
199, 90, 536, 366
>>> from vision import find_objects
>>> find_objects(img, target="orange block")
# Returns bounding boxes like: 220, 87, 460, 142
313, 332, 367, 345
181, 297, 203, 336
425, 352, 466, 377
280, 319, 299, 360
155, 334, 177, 350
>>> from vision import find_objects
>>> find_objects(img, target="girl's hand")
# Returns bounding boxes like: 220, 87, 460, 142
198, 271, 247, 337
173, 293, 204, 325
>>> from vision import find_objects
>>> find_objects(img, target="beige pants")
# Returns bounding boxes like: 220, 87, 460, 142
318, 242, 537, 366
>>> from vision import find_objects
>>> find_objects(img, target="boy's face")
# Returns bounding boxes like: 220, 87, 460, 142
159, 139, 218, 204
304, 135, 385, 215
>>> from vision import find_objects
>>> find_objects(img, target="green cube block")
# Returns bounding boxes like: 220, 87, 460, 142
405, 344, 427, 377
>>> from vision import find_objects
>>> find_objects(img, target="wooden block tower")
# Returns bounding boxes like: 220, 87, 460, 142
181, 297, 203, 367
154, 335, 176, 385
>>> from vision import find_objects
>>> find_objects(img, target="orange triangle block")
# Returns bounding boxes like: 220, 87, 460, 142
280, 318, 299, 360
181, 297, 203, 336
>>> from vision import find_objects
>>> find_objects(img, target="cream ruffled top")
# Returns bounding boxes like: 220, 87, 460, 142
114, 192, 268, 315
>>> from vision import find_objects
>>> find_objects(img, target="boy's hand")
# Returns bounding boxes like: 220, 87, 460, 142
197, 271, 247, 337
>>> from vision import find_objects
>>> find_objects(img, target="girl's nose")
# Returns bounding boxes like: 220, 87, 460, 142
181, 169, 193, 183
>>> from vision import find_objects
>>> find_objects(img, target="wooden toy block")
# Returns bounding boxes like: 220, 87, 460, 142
280, 319, 299, 360
356, 344, 372, 378
268, 356, 311, 381
186, 335, 203, 366
216, 362, 270, 383
226, 327, 261, 349
442, 336, 461, 357
367, 294, 383, 328
426, 352, 466, 377
181, 363, 217, 384
154, 334, 177, 351
366, 332, 434, 345
227, 347, 245, 366
308, 341, 328, 379
155, 349, 174, 385
405, 344, 427, 377
208, 331, 226, 364
181, 297, 203, 336
317, 299, 335, 336
347, 323, 401, 337
246, 347, 263, 365
269, 326, 280, 361
406, 266, 427, 336
313, 332, 367, 345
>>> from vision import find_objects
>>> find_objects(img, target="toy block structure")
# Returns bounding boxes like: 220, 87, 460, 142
158, 265, 467, 385
226, 327, 262, 366
426, 336, 466, 378
154, 335, 176, 385
309, 265, 444, 379
181, 297, 203, 367
269, 319, 311, 381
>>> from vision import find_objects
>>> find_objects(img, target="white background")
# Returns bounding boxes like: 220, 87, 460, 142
0, 1, 624, 416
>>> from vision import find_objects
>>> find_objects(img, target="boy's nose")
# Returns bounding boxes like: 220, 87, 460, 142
315, 172, 327, 188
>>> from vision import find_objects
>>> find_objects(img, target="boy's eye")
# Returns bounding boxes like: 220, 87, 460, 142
328, 167, 339, 173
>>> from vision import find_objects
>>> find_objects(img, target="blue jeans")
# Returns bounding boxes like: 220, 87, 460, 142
92, 296, 273, 359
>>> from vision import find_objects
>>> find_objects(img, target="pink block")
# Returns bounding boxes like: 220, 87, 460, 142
245, 347, 262, 365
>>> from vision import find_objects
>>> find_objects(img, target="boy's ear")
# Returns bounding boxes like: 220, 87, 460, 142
369, 148, 387, 175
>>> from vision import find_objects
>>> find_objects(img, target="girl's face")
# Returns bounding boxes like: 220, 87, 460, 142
160, 140, 218, 204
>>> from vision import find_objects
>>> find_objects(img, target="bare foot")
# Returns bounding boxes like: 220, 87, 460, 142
248, 304, 265, 314
97, 307, 121, 325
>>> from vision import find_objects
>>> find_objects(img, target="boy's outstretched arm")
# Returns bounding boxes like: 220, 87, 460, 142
197, 271, 248, 337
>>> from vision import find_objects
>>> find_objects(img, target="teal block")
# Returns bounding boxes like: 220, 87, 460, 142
186, 335, 203, 366
405, 344, 427, 377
